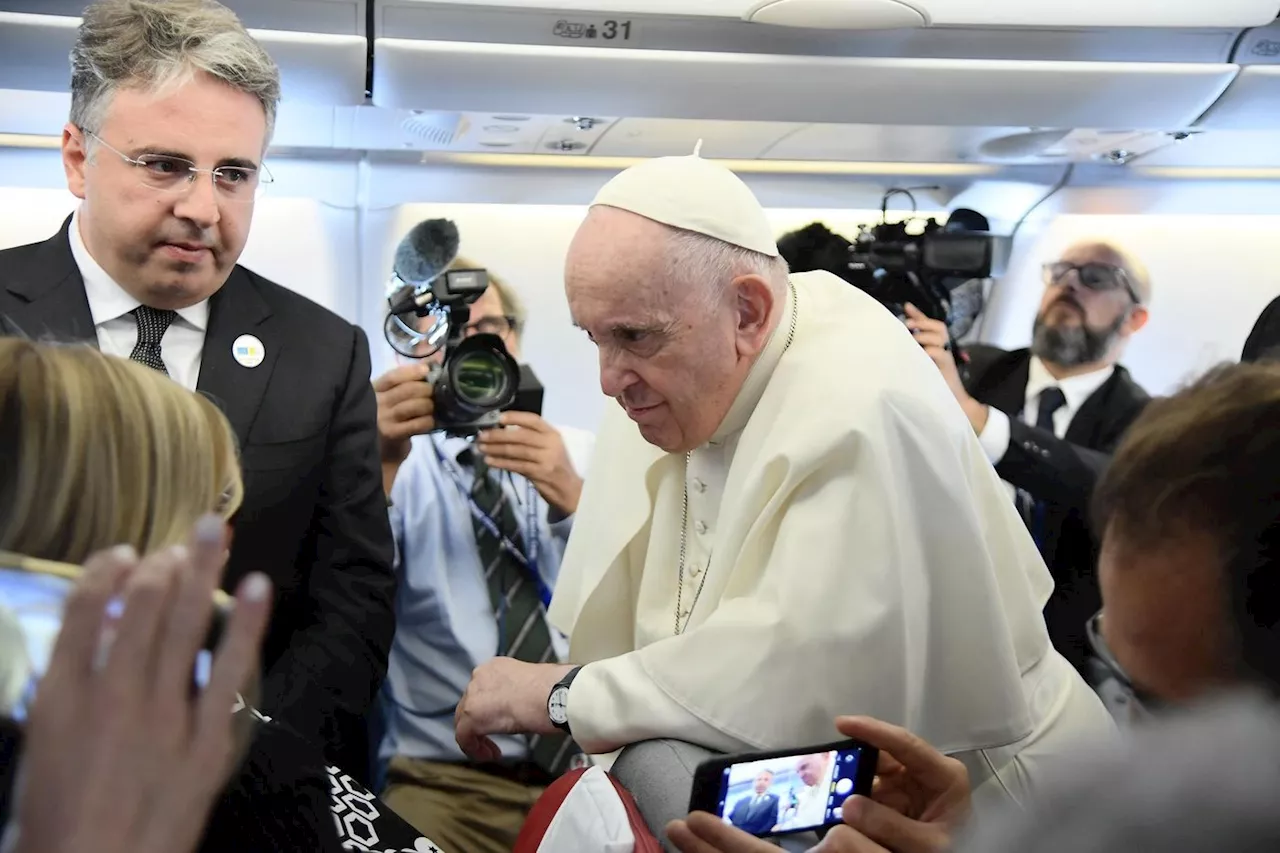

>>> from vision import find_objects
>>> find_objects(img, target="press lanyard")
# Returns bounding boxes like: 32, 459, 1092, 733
431, 437, 552, 608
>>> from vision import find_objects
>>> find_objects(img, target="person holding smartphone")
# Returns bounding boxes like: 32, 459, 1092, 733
0, 339, 443, 853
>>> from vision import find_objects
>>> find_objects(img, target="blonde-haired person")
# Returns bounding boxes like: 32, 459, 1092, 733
0, 338, 243, 564
0, 339, 263, 853
0, 341, 438, 853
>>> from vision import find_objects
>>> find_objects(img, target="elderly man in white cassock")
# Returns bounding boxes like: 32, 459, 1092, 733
453, 154, 1116, 815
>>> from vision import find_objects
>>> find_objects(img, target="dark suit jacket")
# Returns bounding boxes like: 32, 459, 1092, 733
730, 792, 780, 836
0, 219, 397, 779
962, 345, 1150, 673
1243, 295, 1280, 363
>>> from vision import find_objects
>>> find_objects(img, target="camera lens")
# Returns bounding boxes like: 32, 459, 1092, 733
445, 334, 519, 414
453, 349, 512, 406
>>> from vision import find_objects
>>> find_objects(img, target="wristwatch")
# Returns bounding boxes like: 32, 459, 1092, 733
547, 666, 582, 734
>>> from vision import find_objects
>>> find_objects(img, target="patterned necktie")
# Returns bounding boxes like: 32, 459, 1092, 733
129, 305, 178, 375
1029, 387, 1067, 552
464, 450, 583, 777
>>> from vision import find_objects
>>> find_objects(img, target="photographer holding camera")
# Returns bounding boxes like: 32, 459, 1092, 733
905, 240, 1152, 679
371, 255, 593, 853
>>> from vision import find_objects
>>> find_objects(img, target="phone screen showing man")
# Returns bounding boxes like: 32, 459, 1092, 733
716, 746, 866, 836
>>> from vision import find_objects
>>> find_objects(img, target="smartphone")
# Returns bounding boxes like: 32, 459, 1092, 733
0, 558, 230, 724
688, 739, 878, 838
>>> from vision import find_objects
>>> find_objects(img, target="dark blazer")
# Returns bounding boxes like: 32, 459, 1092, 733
1242, 295, 1280, 363
729, 792, 780, 836
962, 345, 1151, 674
0, 218, 397, 779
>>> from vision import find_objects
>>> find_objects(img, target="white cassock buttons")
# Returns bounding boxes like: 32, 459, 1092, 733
695, 520, 708, 535
692, 478, 707, 493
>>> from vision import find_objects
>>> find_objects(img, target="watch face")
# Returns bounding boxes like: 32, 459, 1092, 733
548, 686, 569, 725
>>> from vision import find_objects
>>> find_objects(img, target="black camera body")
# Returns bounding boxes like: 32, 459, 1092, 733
777, 194, 993, 359
384, 267, 544, 436
847, 216, 992, 324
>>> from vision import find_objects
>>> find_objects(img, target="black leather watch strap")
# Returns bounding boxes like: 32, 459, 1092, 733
548, 666, 583, 734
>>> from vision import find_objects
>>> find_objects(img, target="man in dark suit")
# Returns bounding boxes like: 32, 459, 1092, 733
0, 0, 395, 780
728, 770, 781, 836
904, 240, 1152, 676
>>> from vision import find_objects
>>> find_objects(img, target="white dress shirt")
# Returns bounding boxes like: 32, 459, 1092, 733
977, 356, 1116, 464
68, 208, 210, 391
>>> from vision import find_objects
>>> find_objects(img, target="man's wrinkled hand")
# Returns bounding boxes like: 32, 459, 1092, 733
454, 659, 574, 762
476, 411, 583, 515
903, 303, 988, 433
373, 363, 436, 465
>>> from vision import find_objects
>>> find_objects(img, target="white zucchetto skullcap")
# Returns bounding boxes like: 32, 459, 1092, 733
589, 154, 780, 258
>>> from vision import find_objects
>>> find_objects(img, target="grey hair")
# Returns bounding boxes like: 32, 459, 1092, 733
70, 0, 281, 143
664, 227, 790, 308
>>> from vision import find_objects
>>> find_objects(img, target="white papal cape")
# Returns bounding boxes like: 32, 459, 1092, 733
549, 270, 1116, 811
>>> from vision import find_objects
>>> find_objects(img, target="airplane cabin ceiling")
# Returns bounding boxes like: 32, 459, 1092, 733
1, 0, 1280, 174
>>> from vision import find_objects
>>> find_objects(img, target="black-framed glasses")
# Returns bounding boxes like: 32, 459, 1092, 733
464, 315, 518, 338
81, 129, 272, 203
1043, 261, 1142, 305
1086, 610, 1166, 713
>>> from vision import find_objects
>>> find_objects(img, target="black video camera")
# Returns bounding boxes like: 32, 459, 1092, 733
384, 267, 544, 436
778, 189, 993, 356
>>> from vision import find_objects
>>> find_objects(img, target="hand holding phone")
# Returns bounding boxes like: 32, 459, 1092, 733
687, 738, 878, 839
0, 549, 234, 723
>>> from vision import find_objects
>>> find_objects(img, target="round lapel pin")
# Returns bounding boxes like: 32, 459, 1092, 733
232, 334, 265, 369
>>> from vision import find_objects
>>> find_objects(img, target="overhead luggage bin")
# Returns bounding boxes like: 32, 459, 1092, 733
373, 40, 1237, 131
397, 0, 1280, 29
0, 1, 368, 106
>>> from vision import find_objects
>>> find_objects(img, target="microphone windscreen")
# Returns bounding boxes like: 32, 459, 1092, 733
393, 219, 460, 284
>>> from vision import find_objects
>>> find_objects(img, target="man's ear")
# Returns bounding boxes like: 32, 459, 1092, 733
1126, 304, 1151, 336
62, 123, 89, 200
733, 274, 776, 358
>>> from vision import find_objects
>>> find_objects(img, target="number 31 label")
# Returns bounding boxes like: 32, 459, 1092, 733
551, 18, 637, 43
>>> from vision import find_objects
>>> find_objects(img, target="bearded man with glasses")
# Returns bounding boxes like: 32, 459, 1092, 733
0, 0, 397, 787
905, 240, 1153, 683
